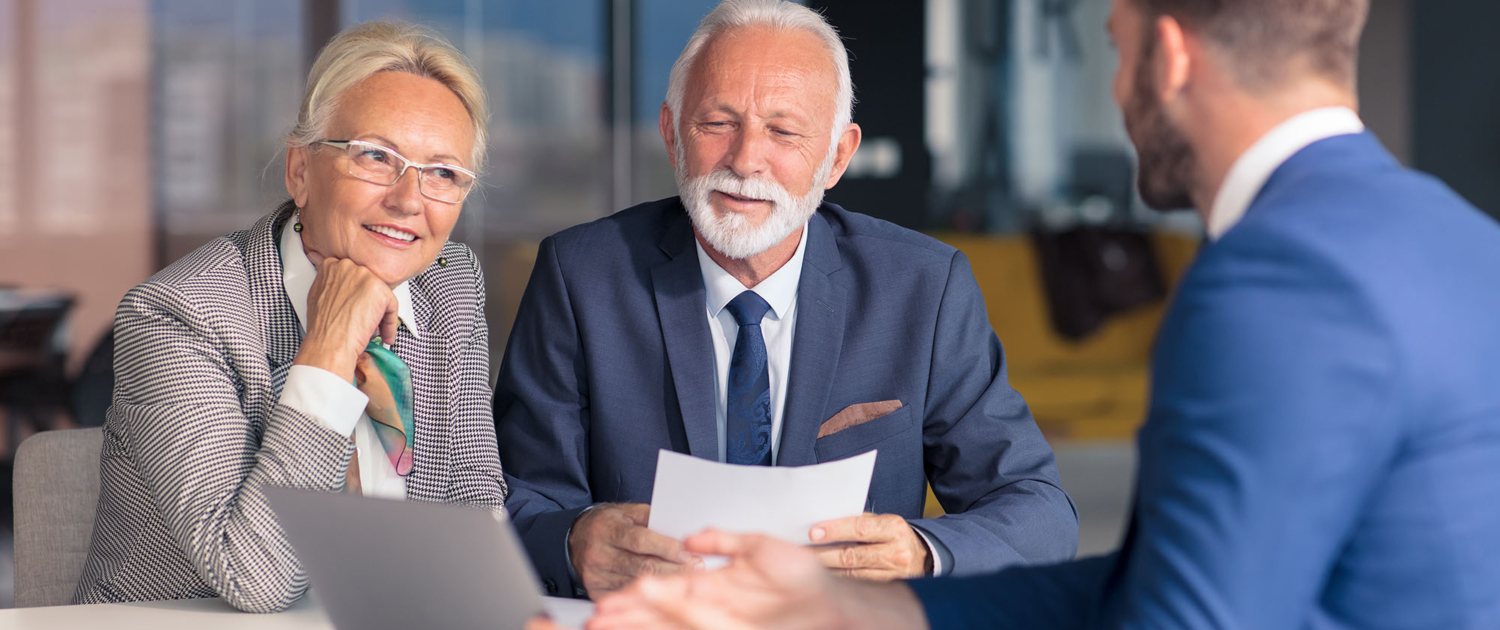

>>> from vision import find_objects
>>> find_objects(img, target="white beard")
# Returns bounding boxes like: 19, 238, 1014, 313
675, 138, 837, 260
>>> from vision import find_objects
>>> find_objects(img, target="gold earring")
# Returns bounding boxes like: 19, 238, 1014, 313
293, 211, 303, 232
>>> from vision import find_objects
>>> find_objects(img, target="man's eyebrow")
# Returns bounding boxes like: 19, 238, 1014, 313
705, 103, 810, 122
696, 103, 742, 118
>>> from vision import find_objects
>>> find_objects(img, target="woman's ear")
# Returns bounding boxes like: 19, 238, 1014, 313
285, 142, 310, 209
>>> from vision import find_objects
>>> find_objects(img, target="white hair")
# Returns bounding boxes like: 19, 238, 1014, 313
665, 0, 854, 138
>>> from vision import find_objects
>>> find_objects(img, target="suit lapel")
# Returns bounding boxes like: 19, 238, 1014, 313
651, 210, 720, 460
777, 212, 846, 466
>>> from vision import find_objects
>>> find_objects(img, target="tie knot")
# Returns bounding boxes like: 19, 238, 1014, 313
725, 291, 772, 326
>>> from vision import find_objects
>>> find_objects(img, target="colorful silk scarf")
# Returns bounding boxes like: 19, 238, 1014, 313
355, 337, 415, 476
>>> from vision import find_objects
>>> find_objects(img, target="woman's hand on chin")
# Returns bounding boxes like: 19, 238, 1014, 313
293, 256, 401, 381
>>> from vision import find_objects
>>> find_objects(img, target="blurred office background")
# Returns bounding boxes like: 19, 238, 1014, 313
0, 0, 1492, 608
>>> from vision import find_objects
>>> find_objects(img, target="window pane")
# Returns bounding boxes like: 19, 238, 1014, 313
154, 0, 305, 261
339, 1, 608, 367
341, 0, 610, 239
630, 0, 720, 205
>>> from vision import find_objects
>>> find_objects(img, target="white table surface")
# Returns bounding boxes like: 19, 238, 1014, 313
0, 595, 594, 629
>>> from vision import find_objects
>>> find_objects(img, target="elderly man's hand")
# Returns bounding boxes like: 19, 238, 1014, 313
569, 503, 702, 596
585, 530, 929, 630
809, 513, 931, 580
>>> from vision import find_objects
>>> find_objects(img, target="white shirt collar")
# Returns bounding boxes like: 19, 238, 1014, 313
279, 217, 422, 339
695, 224, 810, 321
1207, 106, 1365, 240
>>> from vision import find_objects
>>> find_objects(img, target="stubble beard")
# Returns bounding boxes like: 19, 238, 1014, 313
1124, 37, 1199, 212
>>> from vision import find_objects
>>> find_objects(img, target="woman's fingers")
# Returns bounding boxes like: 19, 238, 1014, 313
379, 287, 400, 345
297, 256, 405, 374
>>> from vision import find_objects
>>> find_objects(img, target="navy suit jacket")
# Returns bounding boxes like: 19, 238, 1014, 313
495, 198, 1078, 597
911, 134, 1500, 628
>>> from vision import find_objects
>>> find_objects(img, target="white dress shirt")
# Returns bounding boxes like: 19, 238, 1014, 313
693, 224, 947, 576
275, 217, 421, 500
1208, 106, 1366, 240
696, 227, 808, 465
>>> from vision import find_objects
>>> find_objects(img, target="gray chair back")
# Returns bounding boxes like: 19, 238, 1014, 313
12, 427, 103, 607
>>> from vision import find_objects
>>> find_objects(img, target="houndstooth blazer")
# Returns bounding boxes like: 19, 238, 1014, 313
73, 203, 507, 613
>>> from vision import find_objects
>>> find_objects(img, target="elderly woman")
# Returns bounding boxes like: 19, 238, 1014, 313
73, 21, 505, 613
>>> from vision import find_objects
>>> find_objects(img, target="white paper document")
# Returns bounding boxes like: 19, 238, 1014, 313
647, 449, 878, 550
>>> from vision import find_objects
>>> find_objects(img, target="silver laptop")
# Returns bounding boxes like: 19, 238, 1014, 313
266, 487, 546, 630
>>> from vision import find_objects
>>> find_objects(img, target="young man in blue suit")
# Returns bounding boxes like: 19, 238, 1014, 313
569, 0, 1500, 628
494, 0, 1077, 600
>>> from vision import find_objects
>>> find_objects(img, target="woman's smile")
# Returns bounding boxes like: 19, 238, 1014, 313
364, 223, 419, 246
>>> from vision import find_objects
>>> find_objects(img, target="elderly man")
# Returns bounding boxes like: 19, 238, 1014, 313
573, 0, 1500, 628
494, 0, 1076, 600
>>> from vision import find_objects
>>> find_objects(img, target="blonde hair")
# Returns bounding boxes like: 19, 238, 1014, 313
289, 21, 489, 172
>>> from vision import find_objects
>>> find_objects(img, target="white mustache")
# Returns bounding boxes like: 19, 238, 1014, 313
702, 170, 796, 208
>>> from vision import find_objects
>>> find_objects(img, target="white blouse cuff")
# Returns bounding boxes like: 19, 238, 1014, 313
279, 365, 368, 437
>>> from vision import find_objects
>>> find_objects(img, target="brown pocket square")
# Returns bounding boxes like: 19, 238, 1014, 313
818, 400, 904, 438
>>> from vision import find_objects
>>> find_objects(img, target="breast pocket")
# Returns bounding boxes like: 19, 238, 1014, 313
813, 406, 916, 463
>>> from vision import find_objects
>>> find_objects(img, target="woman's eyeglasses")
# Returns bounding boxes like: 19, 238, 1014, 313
318, 140, 476, 204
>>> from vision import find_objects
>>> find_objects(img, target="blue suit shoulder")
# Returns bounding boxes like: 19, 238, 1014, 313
1210, 133, 1500, 335
817, 202, 959, 270
1220, 133, 1498, 262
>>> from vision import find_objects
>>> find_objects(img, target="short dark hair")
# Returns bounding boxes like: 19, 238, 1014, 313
1132, 0, 1369, 89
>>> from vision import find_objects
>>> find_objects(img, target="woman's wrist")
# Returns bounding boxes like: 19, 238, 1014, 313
292, 334, 358, 382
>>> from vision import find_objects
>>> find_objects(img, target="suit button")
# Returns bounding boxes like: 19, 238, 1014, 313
544, 578, 558, 595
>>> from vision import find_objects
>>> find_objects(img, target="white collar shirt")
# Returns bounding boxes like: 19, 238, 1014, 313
696, 225, 809, 465
275, 217, 421, 500
1207, 106, 1366, 240
691, 223, 949, 576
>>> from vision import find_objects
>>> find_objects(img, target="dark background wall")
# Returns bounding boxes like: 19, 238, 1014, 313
806, 0, 930, 228
1412, 0, 1500, 218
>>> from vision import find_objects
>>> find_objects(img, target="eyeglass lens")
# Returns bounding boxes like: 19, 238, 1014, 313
344, 142, 473, 203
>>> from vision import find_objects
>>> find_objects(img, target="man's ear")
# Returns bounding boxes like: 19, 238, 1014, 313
659, 103, 678, 170
821, 123, 863, 190
285, 142, 310, 208
1153, 15, 1192, 104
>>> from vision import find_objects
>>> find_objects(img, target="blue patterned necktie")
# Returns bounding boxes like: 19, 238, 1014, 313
725, 291, 773, 466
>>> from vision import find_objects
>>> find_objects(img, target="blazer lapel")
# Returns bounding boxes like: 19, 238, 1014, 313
651, 211, 720, 460
243, 203, 303, 393
398, 275, 447, 502
777, 211, 847, 466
